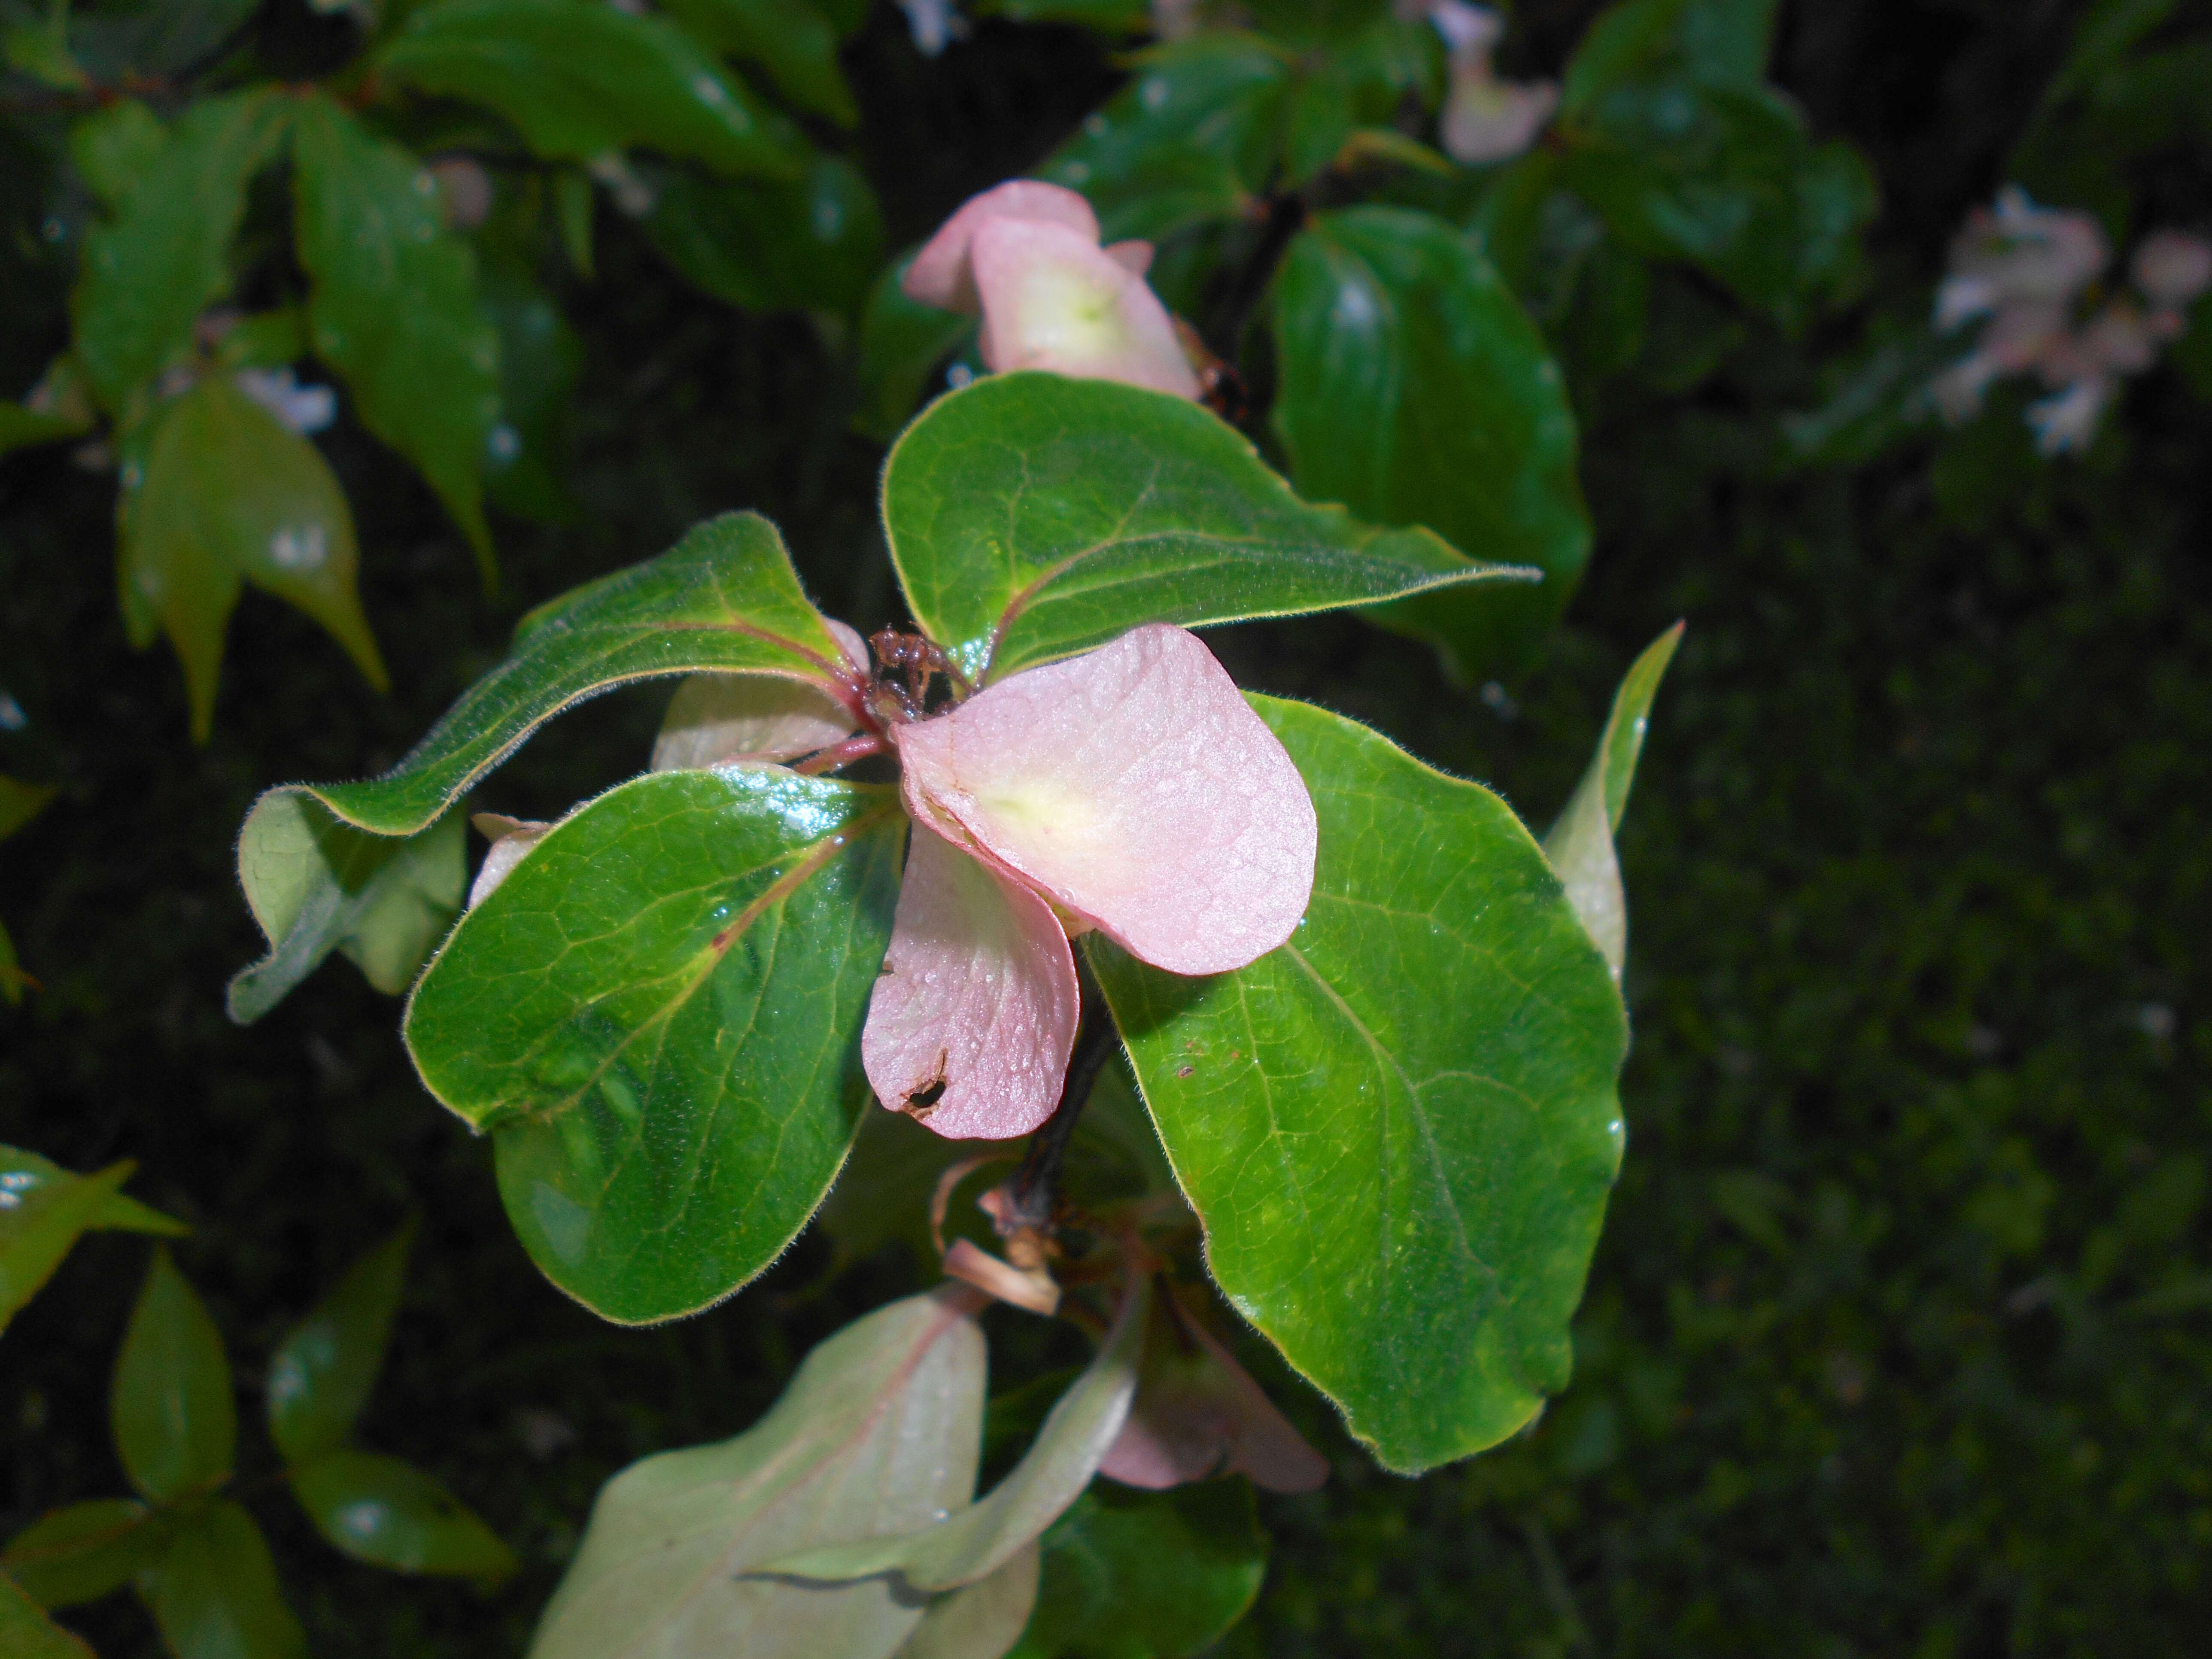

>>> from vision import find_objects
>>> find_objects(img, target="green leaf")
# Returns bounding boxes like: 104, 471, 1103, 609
228, 802, 465, 1024
267, 1221, 415, 1465
0, 1573, 94, 1659
118, 372, 388, 744
1006, 1481, 1267, 1659
210, 310, 313, 372
112, 1247, 236, 1502
1543, 623, 1683, 981
0, 404, 85, 460
883, 373, 1530, 683
378, 0, 803, 179
0, 777, 55, 842
530, 1288, 987, 1659
1558, 1, 1872, 319
404, 767, 902, 1322
852, 254, 975, 443
292, 93, 503, 588
69, 0, 259, 82
68, 98, 167, 211
1270, 206, 1591, 683
1036, 34, 1290, 237
478, 265, 583, 524
1092, 697, 1628, 1474
641, 155, 886, 317
768, 1279, 1150, 1592
140, 1502, 304, 1659
242, 510, 850, 842
288, 1450, 517, 1581
3, 1500, 173, 1610
897, 1545, 1041, 1659
3, 18, 88, 90
71, 88, 292, 411
659, 0, 859, 125
1, 1157, 137, 1335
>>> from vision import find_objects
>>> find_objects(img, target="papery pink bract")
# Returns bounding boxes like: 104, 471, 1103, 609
1100, 1291, 1329, 1494
650, 621, 870, 771
1937, 188, 2108, 328
863, 822, 1081, 1139
1428, 0, 1556, 166
2131, 229, 2212, 311
894, 623, 1316, 977
903, 180, 1101, 313
969, 219, 1200, 399
466, 814, 550, 910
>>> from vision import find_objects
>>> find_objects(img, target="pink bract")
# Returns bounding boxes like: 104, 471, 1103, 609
894, 623, 1316, 977
902, 179, 1100, 314
862, 822, 1081, 1139
970, 218, 1200, 398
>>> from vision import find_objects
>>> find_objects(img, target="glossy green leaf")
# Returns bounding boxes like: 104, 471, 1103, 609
1544, 624, 1683, 981
140, 1502, 303, 1659
1560, 0, 1777, 107
289, 1450, 517, 1581
68, 98, 166, 211
529, 1288, 987, 1659
1037, 34, 1291, 234
3, 1499, 173, 1610
267, 1221, 415, 1465
68, 0, 259, 81
0, 1573, 93, 1659
292, 93, 503, 587
1559, 0, 1872, 319
0, 1158, 135, 1336
1271, 205, 1591, 683
242, 511, 849, 843
1006, 1481, 1267, 1659
112, 1248, 236, 1502
659, 0, 858, 125
641, 155, 885, 317
1093, 697, 1628, 1474
228, 801, 465, 1024
118, 373, 388, 744
405, 767, 902, 1322
769, 1278, 1150, 1591
71, 88, 292, 411
883, 373, 1530, 682
897, 1544, 1041, 1659
852, 254, 974, 443
378, 0, 802, 179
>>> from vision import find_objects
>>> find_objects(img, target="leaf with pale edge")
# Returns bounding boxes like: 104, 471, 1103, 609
119, 373, 387, 743
267, 1220, 415, 1465
377, 0, 802, 179
768, 1277, 1149, 1591
293, 94, 503, 586
228, 802, 464, 1024
71, 88, 291, 410
1272, 207, 1591, 683
140, 1502, 304, 1659
1543, 624, 1682, 981
528, 1288, 986, 1659
897, 1545, 1041, 1659
112, 1248, 236, 1502
1092, 698, 1627, 1474
404, 768, 902, 1322
883, 374, 1529, 683
1006, 1481, 1267, 1659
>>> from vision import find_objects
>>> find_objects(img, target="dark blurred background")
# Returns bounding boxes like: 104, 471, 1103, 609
4, 2, 2208, 1653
